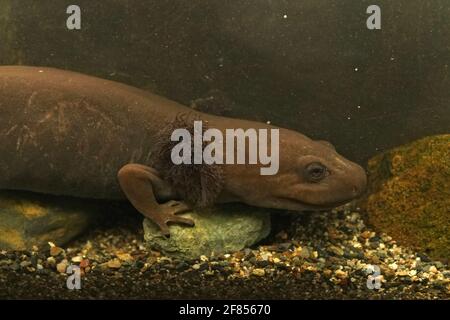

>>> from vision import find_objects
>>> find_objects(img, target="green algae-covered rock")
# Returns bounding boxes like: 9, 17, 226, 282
143, 203, 271, 260
362, 134, 449, 262
0, 191, 97, 250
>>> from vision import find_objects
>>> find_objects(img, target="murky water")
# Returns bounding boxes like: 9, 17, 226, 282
1, 1, 449, 162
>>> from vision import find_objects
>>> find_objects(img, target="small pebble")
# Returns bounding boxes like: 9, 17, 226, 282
388, 263, 398, 270
79, 259, 89, 269
116, 252, 133, 262
300, 248, 310, 258
50, 246, 64, 257
361, 231, 372, 239
329, 246, 344, 256
175, 262, 189, 271
71, 256, 83, 263
409, 270, 417, 277
106, 259, 122, 269
429, 266, 438, 274
46, 256, 56, 266
252, 268, 265, 276
335, 269, 348, 279
56, 261, 68, 273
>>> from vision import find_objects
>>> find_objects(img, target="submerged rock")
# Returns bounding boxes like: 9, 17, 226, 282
143, 203, 271, 260
361, 134, 449, 262
0, 191, 98, 250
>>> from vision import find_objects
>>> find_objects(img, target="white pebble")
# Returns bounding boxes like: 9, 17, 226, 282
71, 256, 82, 263
389, 263, 398, 270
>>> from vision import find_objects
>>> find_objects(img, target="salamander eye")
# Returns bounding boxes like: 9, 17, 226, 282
305, 162, 328, 182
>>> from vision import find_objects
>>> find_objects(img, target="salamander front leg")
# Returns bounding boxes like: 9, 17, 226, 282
117, 164, 194, 236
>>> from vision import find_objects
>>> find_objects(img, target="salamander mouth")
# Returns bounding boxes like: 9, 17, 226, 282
276, 196, 352, 211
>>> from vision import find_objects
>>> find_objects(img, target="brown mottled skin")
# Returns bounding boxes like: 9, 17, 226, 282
0, 66, 367, 236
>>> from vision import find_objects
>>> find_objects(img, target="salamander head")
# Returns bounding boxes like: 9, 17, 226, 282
222, 129, 367, 211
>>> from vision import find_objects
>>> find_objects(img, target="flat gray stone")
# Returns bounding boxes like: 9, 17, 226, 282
0, 191, 97, 250
143, 203, 271, 260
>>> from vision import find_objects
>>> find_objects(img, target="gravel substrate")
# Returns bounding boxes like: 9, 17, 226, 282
0, 203, 448, 299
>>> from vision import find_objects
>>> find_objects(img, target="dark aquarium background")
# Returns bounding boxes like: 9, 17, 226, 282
0, 0, 448, 300
1, 0, 449, 162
